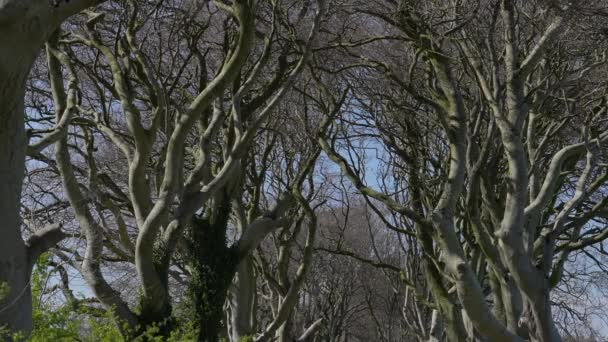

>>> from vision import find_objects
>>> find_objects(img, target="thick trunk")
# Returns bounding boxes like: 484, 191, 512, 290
0, 1, 104, 334
529, 294, 560, 342
189, 247, 237, 342
192, 265, 236, 342
0, 31, 44, 335
229, 256, 256, 341
186, 200, 237, 342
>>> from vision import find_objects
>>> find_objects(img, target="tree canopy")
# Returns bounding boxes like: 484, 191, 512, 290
2, 0, 608, 341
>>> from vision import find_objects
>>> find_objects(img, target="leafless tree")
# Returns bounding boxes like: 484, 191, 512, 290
311, 0, 608, 341
5, 0, 608, 341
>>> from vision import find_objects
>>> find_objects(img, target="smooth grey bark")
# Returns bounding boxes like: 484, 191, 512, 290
0, 41, 32, 334
428, 310, 442, 342
457, 2, 576, 339
253, 151, 322, 342
296, 318, 323, 342
52, 80, 138, 333
229, 256, 256, 340
0, 0, 104, 334
134, 1, 257, 317
40, 0, 323, 336
493, 2, 567, 341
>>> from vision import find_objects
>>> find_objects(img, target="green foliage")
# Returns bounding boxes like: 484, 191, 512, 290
0, 326, 19, 342
0, 281, 10, 301
218, 337, 254, 342
22, 254, 126, 341
181, 194, 238, 340
0, 281, 13, 340
132, 320, 198, 342
28, 253, 80, 341
84, 315, 124, 342
2, 254, 201, 341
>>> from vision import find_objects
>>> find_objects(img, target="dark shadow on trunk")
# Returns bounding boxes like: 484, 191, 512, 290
185, 192, 238, 342
0, 45, 35, 336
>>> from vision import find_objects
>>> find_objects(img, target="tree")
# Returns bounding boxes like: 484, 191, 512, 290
22, 0, 325, 339
0, 0, 108, 334
310, 0, 608, 341
8, 0, 608, 340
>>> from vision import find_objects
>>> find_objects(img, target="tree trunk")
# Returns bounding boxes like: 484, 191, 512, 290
191, 258, 237, 342
229, 256, 256, 341
0, 1, 105, 334
428, 309, 442, 342
186, 199, 237, 342
0, 30, 44, 335
275, 318, 292, 342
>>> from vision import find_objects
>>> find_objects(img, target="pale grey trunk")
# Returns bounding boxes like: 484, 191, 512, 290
0, 31, 46, 335
0, 87, 31, 332
428, 310, 442, 342
0, 0, 105, 335
229, 256, 256, 341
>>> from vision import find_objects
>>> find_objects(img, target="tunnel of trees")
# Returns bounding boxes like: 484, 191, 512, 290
1, 0, 608, 341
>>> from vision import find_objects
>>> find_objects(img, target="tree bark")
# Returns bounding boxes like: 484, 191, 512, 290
186, 205, 238, 342
0, 68, 31, 333
0, 0, 105, 334
0, 27, 48, 335
229, 256, 256, 340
